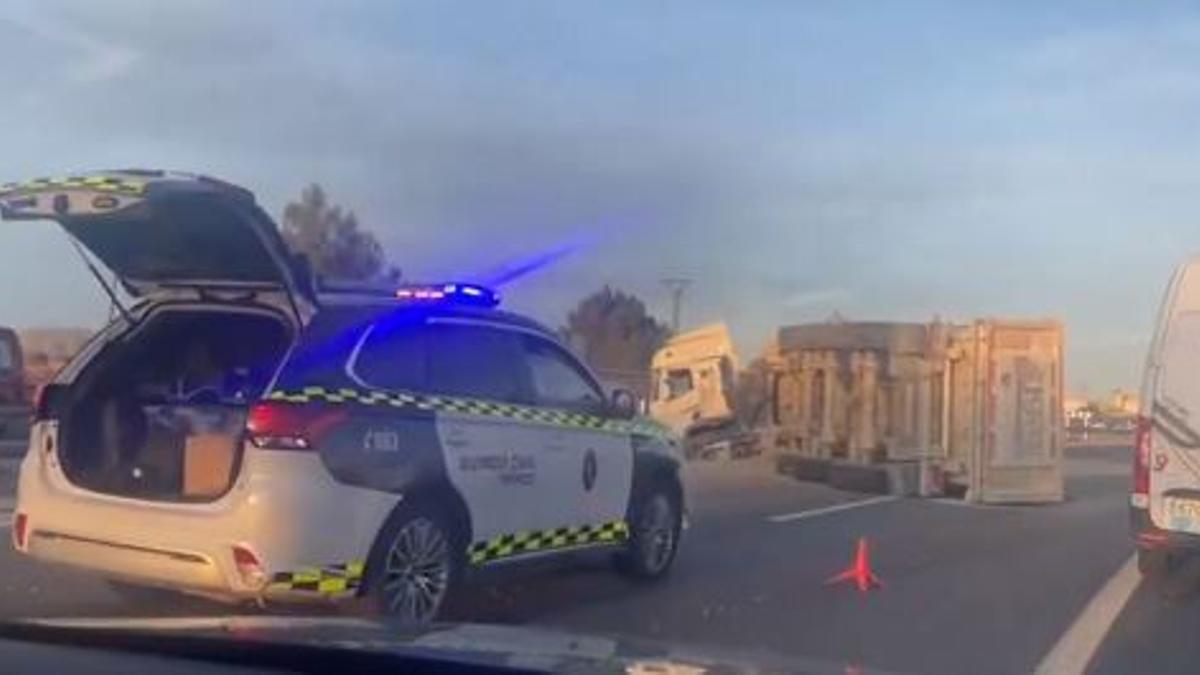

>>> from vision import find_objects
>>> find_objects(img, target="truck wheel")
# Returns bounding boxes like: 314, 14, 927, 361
615, 485, 682, 581
362, 505, 462, 623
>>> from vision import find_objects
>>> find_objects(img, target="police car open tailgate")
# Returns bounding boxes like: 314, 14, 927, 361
0, 171, 308, 313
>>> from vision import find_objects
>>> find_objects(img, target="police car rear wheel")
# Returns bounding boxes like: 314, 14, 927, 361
616, 487, 681, 580
363, 508, 461, 622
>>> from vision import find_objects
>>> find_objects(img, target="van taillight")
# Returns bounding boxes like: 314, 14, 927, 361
245, 402, 348, 451
1134, 415, 1152, 497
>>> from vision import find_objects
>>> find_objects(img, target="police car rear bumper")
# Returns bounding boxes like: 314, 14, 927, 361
16, 443, 398, 603
25, 526, 360, 604
26, 528, 236, 594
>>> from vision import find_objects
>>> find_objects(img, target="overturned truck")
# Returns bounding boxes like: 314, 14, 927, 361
767, 319, 1064, 504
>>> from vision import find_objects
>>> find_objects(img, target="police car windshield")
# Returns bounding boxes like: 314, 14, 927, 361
0, 3, 1187, 674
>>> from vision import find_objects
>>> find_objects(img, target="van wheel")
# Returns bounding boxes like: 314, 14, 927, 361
1138, 548, 1178, 580
361, 505, 462, 623
615, 484, 682, 581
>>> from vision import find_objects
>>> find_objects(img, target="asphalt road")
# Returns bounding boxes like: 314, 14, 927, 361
0, 444, 1177, 674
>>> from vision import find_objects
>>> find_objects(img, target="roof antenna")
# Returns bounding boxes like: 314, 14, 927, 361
66, 236, 133, 325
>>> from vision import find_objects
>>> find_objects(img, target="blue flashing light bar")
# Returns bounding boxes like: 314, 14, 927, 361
395, 282, 500, 307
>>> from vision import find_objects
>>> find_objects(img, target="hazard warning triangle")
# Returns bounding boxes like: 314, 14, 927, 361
825, 537, 883, 592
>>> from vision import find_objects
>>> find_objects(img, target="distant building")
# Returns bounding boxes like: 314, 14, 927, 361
1063, 395, 1090, 416
1102, 389, 1139, 416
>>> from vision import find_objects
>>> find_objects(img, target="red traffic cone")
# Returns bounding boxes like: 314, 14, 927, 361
826, 537, 883, 592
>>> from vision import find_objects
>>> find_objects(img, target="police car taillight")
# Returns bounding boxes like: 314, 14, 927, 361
246, 402, 348, 451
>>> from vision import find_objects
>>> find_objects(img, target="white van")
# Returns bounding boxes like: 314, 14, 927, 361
1132, 257, 1200, 577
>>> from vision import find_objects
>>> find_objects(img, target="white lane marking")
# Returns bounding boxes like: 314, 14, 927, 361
1034, 555, 1139, 675
767, 495, 898, 523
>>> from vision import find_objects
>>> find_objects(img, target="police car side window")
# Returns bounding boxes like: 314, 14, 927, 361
520, 336, 605, 412
353, 321, 428, 392
425, 324, 529, 404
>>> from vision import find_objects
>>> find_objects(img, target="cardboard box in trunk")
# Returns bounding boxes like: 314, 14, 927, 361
183, 433, 237, 497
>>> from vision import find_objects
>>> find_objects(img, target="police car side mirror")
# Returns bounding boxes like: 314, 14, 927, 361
610, 389, 637, 420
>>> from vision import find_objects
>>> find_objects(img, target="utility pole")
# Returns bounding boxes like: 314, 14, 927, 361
661, 278, 692, 332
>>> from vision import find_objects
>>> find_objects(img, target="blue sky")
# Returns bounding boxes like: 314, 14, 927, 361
2, 1, 1199, 393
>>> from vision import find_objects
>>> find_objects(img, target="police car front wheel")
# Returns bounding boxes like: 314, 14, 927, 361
616, 486, 682, 580
362, 506, 462, 623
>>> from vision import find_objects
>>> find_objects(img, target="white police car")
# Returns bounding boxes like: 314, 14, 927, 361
3, 171, 684, 621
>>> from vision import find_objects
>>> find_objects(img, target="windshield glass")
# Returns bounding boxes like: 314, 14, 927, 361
0, 3, 1185, 674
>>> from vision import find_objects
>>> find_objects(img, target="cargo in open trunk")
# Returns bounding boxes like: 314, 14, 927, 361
58, 308, 291, 501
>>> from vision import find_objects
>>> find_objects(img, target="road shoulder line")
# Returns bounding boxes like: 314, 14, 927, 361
1034, 554, 1139, 675
767, 495, 898, 523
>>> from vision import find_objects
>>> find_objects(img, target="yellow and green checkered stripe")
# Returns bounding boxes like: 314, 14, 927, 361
267, 561, 365, 595
265, 386, 671, 438
0, 174, 148, 197
469, 520, 629, 564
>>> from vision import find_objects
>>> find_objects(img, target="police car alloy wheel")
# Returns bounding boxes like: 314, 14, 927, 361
617, 487, 682, 580
364, 507, 462, 623
382, 518, 451, 620
638, 494, 677, 574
